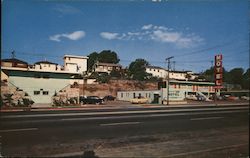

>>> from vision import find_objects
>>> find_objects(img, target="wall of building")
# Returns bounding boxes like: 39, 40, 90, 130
64, 56, 88, 73
1, 61, 28, 68
169, 82, 215, 95
117, 90, 160, 103
34, 63, 58, 71
8, 71, 71, 104
169, 72, 186, 80
146, 68, 167, 78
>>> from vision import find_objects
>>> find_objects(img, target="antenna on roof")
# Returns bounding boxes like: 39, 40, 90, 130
11, 50, 15, 59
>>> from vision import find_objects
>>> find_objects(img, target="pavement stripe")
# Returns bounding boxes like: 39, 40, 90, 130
190, 116, 224, 121
165, 143, 248, 157
2, 106, 248, 118
0, 128, 38, 133
100, 121, 141, 126
61, 109, 246, 121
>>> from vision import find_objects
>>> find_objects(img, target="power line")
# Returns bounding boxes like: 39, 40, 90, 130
173, 40, 245, 58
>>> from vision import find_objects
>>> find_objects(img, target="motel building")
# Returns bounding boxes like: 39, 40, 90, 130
1, 55, 88, 105
117, 79, 215, 104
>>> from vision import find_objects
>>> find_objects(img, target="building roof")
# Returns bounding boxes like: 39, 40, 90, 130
146, 65, 165, 70
96, 62, 122, 67
169, 70, 191, 73
64, 55, 89, 59
1, 58, 28, 65
34, 61, 58, 65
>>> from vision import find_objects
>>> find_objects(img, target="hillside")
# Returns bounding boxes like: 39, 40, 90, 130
79, 80, 158, 97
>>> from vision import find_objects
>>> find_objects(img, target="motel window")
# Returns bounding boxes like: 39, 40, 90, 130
149, 93, 151, 98
34, 91, 40, 95
133, 93, 136, 98
43, 91, 49, 95
121, 93, 123, 98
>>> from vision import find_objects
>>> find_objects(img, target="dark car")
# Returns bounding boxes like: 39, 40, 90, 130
80, 96, 104, 105
103, 95, 116, 101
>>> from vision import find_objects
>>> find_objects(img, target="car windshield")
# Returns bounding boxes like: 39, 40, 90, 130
89, 96, 99, 99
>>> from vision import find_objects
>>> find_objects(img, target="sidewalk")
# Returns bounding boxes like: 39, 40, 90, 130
0, 100, 249, 112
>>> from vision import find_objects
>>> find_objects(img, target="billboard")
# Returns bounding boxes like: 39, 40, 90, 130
214, 54, 223, 89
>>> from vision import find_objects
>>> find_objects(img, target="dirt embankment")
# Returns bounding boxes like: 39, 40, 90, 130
79, 80, 158, 97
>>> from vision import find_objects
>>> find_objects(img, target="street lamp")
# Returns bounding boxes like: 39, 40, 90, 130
166, 56, 174, 105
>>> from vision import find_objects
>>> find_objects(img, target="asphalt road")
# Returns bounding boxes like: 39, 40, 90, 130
0, 104, 249, 157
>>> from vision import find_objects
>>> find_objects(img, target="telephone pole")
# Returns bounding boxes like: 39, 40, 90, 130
166, 56, 174, 105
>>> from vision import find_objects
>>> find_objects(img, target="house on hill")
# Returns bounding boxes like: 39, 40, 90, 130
93, 61, 122, 74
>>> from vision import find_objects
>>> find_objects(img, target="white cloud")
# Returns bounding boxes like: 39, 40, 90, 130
49, 34, 61, 42
151, 29, 203, 48
100, 32, 120, 40
151, 30, 181, 43
49, 31, 85, 42
62, 31, 85, 40
142, 24, 153, 30
53, 4, 83, 14
100, 24, 204, 48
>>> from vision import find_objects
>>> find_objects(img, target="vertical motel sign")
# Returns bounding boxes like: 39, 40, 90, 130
214, 54, 223, 89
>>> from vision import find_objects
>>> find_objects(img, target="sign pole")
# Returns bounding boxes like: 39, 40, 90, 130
214, 54, 223, 106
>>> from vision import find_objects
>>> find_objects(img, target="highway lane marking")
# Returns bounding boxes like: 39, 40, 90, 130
0, 128, 38, 133
190, 116, 224, 121
61, 109, 246, 121
2, 106, 248, 118
100, 121, 141, 126
164, 143, 248, 157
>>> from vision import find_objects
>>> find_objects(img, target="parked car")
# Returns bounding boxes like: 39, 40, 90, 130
80, 96, 104, 105
196, 95, 206, 101
103, 95, 116, 101
131, 96, 149, 104
186, 95, 197, 101
241, 96, 250, 100
227, 96, 239, 101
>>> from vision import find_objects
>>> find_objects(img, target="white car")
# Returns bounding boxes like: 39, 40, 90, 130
130, 97, 149, 104
186, 95, 197, 100
241, 96, 249, 100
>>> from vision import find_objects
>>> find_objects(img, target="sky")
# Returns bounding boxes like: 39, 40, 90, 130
2, 0, 249, 73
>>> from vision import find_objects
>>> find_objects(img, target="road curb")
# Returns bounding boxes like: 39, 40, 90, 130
0, 102, 248, 112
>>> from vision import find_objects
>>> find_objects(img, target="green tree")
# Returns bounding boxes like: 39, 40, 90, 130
201, 66, 228, 82
228, 68, 244, 85
96, 73, 111, 83
98, 50, 120, 64
242, 68, 250, 89
128, 59, 150, 81
87, 52, 99, 71
110, 69, 122, 78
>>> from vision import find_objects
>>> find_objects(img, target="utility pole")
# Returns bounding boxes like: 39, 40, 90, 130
166, 56, 174, 105
173, 61, 176, 71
